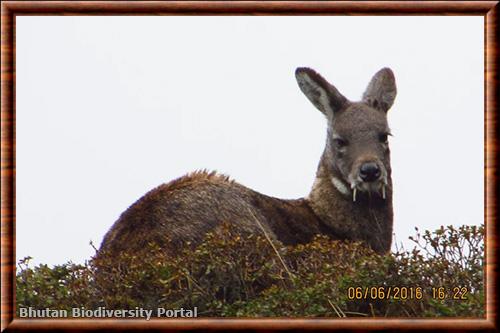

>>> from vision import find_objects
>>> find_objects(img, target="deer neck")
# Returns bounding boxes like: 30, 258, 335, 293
306, 159, 393, 254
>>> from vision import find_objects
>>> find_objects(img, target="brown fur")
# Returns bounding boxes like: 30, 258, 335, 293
99, 67, 397, 258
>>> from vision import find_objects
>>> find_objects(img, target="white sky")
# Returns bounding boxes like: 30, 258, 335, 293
16, 16, 484, 266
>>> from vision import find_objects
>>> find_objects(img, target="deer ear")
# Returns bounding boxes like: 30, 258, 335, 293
362, 68, 397, 113
295, 67, 347, 118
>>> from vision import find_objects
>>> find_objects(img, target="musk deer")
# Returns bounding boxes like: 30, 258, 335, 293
99, 67, 397, 258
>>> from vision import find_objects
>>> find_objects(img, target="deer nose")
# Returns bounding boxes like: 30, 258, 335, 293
359, 162, 381, 182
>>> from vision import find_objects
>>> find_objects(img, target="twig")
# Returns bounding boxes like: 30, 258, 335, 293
247, 208, 295, 281
328, 299, 346, 317
369, 303, 376, 317
343, 311, 368, 317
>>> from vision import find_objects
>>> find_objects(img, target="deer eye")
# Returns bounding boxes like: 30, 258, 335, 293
379, 133, 389, 144
333, 138, 348, 149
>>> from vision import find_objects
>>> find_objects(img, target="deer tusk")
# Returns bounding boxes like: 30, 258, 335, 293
353, 188, 357, 202
382, 185, 386, 200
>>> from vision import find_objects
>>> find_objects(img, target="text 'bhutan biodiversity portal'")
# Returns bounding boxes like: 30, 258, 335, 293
18, 307, 198, 320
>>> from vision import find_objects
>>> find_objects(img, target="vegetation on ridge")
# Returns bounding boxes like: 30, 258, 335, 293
16, 224, 484, 318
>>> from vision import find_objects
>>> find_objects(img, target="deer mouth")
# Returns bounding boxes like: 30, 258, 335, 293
349, 177, 388, 202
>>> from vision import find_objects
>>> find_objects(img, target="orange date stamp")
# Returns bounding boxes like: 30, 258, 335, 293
347, 286, 469, 300
431, 287, 468, 300
347, 286, 423, 300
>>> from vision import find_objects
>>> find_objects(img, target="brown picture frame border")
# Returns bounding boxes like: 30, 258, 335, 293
1, 1, 498, 331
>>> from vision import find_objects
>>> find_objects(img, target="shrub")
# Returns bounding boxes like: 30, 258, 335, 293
16, 224, 484, 317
